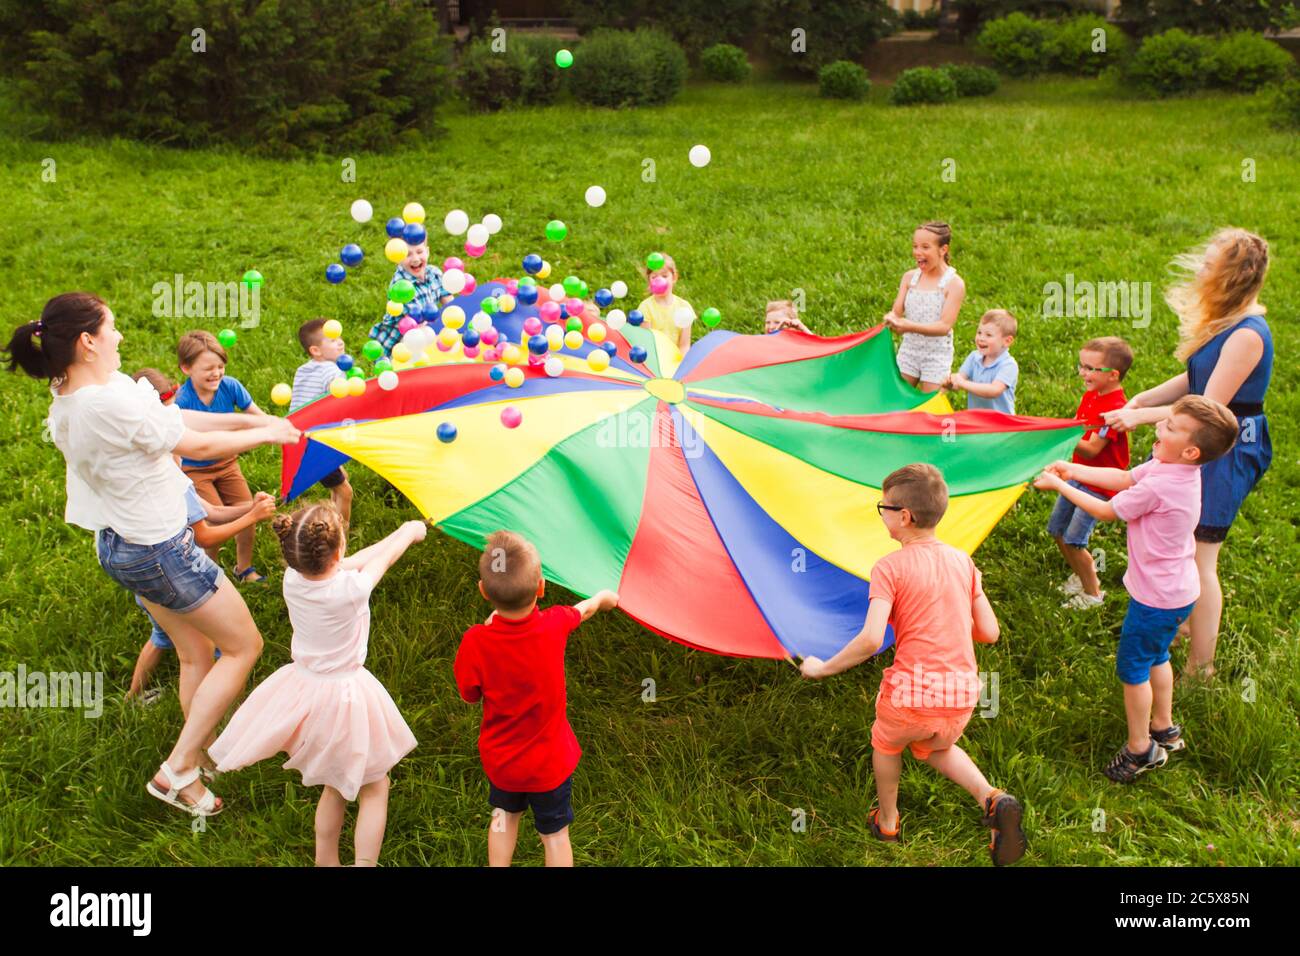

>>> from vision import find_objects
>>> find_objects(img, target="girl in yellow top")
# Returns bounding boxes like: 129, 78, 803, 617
636, 253, 694, 355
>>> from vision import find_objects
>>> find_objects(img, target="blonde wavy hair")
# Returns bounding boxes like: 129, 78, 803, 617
1167, 228, 1269, 362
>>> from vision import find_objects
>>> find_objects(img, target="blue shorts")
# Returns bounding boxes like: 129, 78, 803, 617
1047, 480, 1107, 549
488, 775, 574, 835
98, 524, 223, 615
1116, 598, 1195, 684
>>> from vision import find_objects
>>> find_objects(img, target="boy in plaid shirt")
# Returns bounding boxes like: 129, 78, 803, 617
368, 239, 452, 354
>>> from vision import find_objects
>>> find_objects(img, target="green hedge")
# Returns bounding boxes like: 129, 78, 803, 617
1206, 31, 1296, 92
1116, 0, 1300, 36
941, 64, 1000, 97
818, 61, 870, 100
568, 29, 687, 108
1124, 29, 1216, 97
1046, 14, 1129, 75
977, 12, 1057, 77
1270, 77, 1300, 129
700, 43, 752, 82
457, 34, 570, 112
0, 0, 451, 155
567, 0, 758, 55
759, 0, 897, 76
890, 67, 959, 105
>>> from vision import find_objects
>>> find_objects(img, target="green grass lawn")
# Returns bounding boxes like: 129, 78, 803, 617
0, 77, 1297, 866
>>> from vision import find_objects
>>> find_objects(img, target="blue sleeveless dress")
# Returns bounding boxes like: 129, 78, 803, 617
1186, 315, 1272, 537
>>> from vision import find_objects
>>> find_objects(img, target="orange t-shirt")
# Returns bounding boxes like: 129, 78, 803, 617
869, 537, 984, 716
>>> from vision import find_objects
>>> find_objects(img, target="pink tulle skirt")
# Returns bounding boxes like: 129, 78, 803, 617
209, 662, 417, 801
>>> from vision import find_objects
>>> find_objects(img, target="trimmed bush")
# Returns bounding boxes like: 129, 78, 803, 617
1269, 77, 1300, 129
1114, 0, 1300, 37
0, 0, 451, 155
569, 29, 687, 108
890, 67, 959, 105
568, 0, 759, 56
977, 12, 1058, 76
760, 0, 898, 76
818, 60, 871, 100
458, 39, 531, 112
1124, 29, 1215, 97
700, 43, 752, 82
1206, 32, 1296, 92
515, 34, 571, 105
941, 63, 1000, 97
1047, 14, 1129, 75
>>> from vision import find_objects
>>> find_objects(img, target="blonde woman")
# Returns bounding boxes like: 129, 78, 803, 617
1104, 229, 1273, 679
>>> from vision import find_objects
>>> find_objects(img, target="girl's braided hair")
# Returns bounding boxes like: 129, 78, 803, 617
271, 503, 345, 575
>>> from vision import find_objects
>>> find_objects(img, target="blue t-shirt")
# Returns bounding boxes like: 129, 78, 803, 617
183, 484, 209, 526
175, 376, 253, 468
958, 349, 1018, 415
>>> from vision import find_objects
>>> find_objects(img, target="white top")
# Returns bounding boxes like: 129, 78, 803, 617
290, 359, 342, 413
283, 567, 375, 674
47, 372, 190, 544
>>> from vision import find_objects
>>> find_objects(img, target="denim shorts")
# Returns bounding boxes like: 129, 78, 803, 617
488, 775, 574, 835
97, 524, 223, 615
1047, 480, 1107, 548
1117, 598, 1195, 684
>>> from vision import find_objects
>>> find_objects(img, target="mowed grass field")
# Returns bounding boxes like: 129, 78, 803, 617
0, 76, 1296, 866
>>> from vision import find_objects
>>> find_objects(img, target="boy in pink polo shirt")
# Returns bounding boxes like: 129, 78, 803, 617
800, 463, 1028, 866
1034, 395, 1238, 783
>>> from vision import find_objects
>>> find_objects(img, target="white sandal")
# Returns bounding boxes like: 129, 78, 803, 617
146, 761, 224, 817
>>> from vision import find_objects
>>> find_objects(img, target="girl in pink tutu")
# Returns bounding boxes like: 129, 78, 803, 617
208, 504, 425, 866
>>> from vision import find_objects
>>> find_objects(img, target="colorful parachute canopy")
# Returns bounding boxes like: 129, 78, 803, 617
281, 282, 1082, 660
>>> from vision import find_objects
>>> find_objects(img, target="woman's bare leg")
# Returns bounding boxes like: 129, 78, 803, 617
1185, 540, 1224, 678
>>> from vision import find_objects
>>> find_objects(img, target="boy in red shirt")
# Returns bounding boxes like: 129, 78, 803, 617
800, 464, 1027, 866
454, 530, 618, 867
1048, 336, 1133, 610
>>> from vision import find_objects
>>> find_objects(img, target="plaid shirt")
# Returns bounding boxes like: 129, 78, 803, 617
368, 264, 448, 354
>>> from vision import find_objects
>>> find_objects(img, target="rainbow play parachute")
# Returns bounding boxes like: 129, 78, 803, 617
281, 281, 1082, 660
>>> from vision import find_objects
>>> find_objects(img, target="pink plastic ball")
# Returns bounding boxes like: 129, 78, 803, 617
565, 297, 584, 315
528, 353, 544, 366
500, 406, 522, 429
436, 339, 454, 352
465, 242, 486, 258
650, 276, 669, 295
397, 316, 417, 335
443, 257, 465, 272
523, 316, 543, 335
539, 301, 561, 324
480, 327, 499, 346
505, 279, 519, 295
481, 347, 500, 362
462, 274, 478, 294
463, 345, 480, 358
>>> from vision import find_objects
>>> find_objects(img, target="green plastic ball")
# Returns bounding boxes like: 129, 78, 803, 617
555, 49, 573, 69
373, 358, 393, 373
545, 220, 567, 242
577, 279, 589, 299
216, 328, 237, 348
361, 339, 385, 361
481, 297, 498, 315
347, 367, 366, 380
646, 252, 665, 272
240, 269, 264, 290
701, 307, 722, 328
518, 276, 537, 287
562, 275, 583, 297
566, 316, 583, 333
388, 279, 416, 304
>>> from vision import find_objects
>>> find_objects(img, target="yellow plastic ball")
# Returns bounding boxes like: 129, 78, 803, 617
502, 344, 523, 365
347, 376, 367, 397
271, 383, 293, 407
438, 328, 459, 348
536, 260, 552, 280
564, 330, 584, 350
441, 305, 466, 330
587, 322, 607, 343
402, 202, 426, 224
391, 343, 412, 364
547, 333, 564, 352
322, 319, 343, 339
385, 238, 409, 264
386, 300, 404, 317
328, 377, 349, 399
504, 367, 525, 388
413, 356, 430, 367
586, 349, 611, 372
497, 294, 516, 314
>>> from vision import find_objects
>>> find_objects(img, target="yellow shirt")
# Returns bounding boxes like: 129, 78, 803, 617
637, 295, 695, 343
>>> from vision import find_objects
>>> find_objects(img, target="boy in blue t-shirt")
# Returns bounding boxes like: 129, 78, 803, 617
946, 310, 1019, 415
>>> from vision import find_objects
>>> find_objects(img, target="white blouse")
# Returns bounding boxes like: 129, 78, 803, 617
47, 372, 190, 544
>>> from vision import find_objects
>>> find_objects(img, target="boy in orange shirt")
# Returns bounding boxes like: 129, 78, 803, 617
800, 463, 1027, 865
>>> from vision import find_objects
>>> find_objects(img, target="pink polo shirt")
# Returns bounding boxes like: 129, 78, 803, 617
1109, 459, 1201, 609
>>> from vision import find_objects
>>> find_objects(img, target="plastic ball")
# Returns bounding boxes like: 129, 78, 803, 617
435, 338, 454, 352
517, 284, 539, 306
560, 275, 580, 298
601, 341, 617, 357
565, 316, 584, 333
629, 346, 648, 364
402, 222, 427, 247
461, 328, 481, 348
463, 345, 480, 359
442, 269, 466, 295
565, 297, 585, 316
335, 353, 354, 372
467, 222, 490, 248
378, 370, 399, 391
385, 238, 409, 263
505, 278, 519, 295
385, 301, 404, 317
548, 284, 565, 302
538, 302, 560, 324
587, 350, 610, 372
464, 242, 486, 258
673, 307, 695, 329
480, 297, 498, 316
470, 311, 492, 333
627, 309, 644, 326
536, 260, 552, 280
522, 316, 543, 336
373, 357, 393, 373
489, 364, 506, 382
442, 305, 466, 330
482, 213, 503, 235
340, 243, 364, 267
241, 270, 263, 290
444, 209, 470, 235
504, 367, 525, 389
587, 322, 607, 343
323, 319, 343, 340
500, 406, 523, 428
438, 327, 460, 348
481, 347, 501, 363
578, 280, 590, 299
397, 316, 417, 336
328, 376, 349, 398
347, 376, 367, 397
497, 294, 516, 314
522, 254, 543, 274
437, 422, 458, 443
594, 288, 613, 308
701, 307, 722, 328
564, 330, 584, 350
646, 252, 666, 272
555, 49, 573, 69
462, 274, 478, 294
585, 185, 606, 208
546, 325, 565, 349
389, 279, 416, 304
545, 220, 567, 242
610, 280, 628, 299
605, 309, 626, 330
324, 263, 346, 284
502, 344, 523, 365
350, 199, 373, 223
440, 256, 463, 273
689, 144, 711, 168
402, 202, 426, 224
213, 329, 235, 349
385, 217, 406, 239
544, 356, 564, 377
392, 343, 412, 363
362, 339, 385, 361
480, 327, 500, 346
649, 276, 669, 296
528, 334, 549, 356
270, 383, 293, 406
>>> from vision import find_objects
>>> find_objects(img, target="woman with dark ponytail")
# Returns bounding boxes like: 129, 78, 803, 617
4, 293, 302, 816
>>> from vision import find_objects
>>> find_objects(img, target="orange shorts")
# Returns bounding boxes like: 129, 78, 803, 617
871, 691, 973, 760
184, 458, 252, 510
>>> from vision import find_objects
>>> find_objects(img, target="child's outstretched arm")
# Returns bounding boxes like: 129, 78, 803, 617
1033, 471, 1118, 521
972, 592, 999, 645
173, 417, 300, 461
800, 597, 891, 679
950, 372, 1009, 400
1042, 459, 1133, 493
193, 492, 276, 548
341, 519, 427, 589
574, 589, 619, 622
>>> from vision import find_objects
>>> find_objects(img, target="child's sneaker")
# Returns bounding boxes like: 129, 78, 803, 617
981, 790, 1027, 866
1062, 590, 1104, 610
1057, 573, 1083, 596
1103, 740, 1167, 783
1150, 723, 1185, 753
867, 807, 900, 844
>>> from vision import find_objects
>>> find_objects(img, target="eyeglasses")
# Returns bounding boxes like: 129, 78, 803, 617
1078, 362, 1115, 374
876, 503, 906, 516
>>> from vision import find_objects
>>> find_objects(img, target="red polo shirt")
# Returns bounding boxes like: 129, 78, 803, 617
1073, 387, 1129, 498
454, 604, 583, 793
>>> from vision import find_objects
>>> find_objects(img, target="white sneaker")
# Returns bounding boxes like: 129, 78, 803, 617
1057, 574, 1083, 596
1062, 591, 1104, 610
